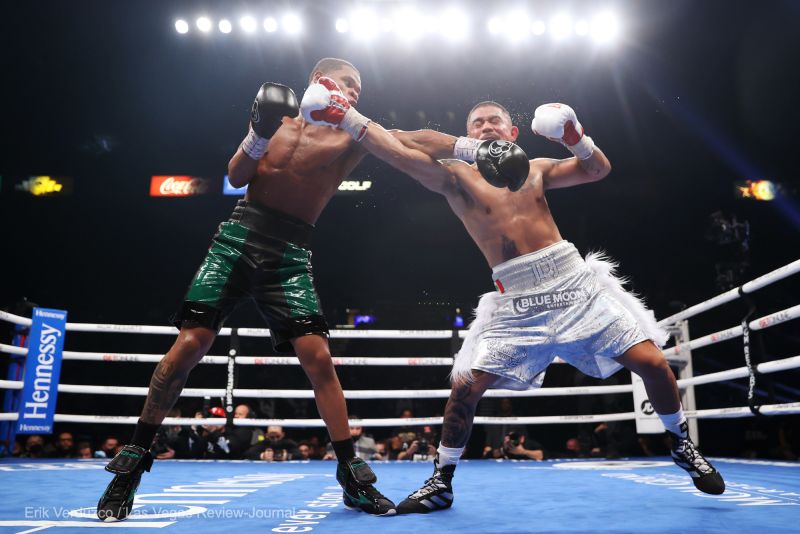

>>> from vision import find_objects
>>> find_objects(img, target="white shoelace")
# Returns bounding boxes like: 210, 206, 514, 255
678, 440, 714, 475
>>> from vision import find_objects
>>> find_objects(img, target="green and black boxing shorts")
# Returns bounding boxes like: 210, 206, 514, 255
173, 200, 328, 353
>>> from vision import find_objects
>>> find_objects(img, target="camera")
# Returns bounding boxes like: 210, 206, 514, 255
418, 426, 435, 452
507, 431, 521, 448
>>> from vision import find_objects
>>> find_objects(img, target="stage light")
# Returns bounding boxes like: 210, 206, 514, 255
350, 9, 378, 40
532, 20, 546, 36
736, 180, 778, 201
263, 17, 278, 32
175, 19, 189, 34
218, 19, 232, 34
488, 16, 502, 35
240, 15, 257, 33
575, 19, 589, 36
550, 13, 573, 40
439, 8, 469, 42
282, 13, 302, 34
335, 17, 349, 33
591, 12, 620, 43
394, 7, 424, 41
379, 17, 393, 33
196, 17, 212, 33
507, 11, 531, 41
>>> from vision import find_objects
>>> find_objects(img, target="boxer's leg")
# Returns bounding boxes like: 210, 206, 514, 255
617, 341, 725, 494
397, 370, 496, 514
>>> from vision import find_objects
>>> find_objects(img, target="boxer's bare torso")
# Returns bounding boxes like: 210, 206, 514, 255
436, 160, 563, 268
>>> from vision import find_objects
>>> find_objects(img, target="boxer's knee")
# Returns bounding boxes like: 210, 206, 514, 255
168, 326, 215, 371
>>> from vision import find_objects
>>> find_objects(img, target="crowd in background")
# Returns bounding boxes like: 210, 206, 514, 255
7, 399, 798, 462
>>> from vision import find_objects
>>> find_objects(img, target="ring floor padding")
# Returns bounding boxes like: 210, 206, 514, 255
0, 457, 797, 533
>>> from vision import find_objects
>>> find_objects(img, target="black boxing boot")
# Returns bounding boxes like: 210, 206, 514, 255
336, 457, 396, 516
397, 455, 455, 514
667, 424, 725, 495
97, 445, 154, 521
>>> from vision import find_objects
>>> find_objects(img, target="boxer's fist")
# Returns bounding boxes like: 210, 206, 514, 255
300, 77, 370, 141
531, 103, 595, 160
240, 82, 298, 160
250, 83, 299, 138
300, 77, 351, 127
476, 140, 530, 192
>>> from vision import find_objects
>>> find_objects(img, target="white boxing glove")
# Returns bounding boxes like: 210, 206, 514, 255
300, 77, 370, 141
531, 103, 595, 160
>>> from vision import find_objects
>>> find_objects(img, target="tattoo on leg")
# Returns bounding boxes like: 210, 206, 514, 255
140, 359, 190, 424
501, 236, 520, 262
441, 383, 479, 448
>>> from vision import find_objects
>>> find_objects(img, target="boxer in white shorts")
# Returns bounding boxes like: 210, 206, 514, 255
298, 82, 726, 512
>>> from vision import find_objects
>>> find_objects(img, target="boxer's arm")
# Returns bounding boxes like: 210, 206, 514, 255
228, 146, 259, 188
390, 129, 460, 161
229, 83, 299, 188
360, 122, 460, 194
534, 147, 611, 190
531, 102, 611, 190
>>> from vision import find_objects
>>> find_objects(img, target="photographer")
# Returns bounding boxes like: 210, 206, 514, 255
244, 426, 298, 461
397, 426, 438, 461
323, 418, 382, 461
502, 431, 544, 461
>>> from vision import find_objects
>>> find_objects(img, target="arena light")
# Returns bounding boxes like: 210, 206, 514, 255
218, 19, 232, 34
549, 13, 573, 40
591, 11, 620, 43
240, 15, 257, 33
282, 13, 302, 35
350, 9, 379, 40
196, 17, 212, 33
379, 17, 393, 33
487, 16, 502, 35
263, 17, 278, 33
736, 180, 778, 201
531, 20, 546, 36
574, 19, 589, 36
175, 19, 189, 34
507, 11, 531, 41
335, 17, 349, 33
393, 6, 425, 42
439, 8, 469, 42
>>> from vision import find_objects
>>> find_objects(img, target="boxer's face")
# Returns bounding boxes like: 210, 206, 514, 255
467, 105, 519, 142
313, 66, 362, 107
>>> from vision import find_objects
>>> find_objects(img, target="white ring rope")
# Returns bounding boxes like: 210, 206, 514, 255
1, 258, 797, 430
1, 402, 799, 427
664, 304, 800, 357
4, 302, 797, 367
1, 354, 798, 399
657, 258, 800, 326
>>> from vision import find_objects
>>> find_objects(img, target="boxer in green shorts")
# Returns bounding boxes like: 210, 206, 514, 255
177, 200, 325, 353
96, 58, 397, 521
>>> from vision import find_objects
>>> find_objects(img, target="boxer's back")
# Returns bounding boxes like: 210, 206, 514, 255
246, 115, 364, 224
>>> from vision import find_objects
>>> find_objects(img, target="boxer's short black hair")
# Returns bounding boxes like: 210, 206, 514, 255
467, 101, 512, 129
309, 57, 359, 84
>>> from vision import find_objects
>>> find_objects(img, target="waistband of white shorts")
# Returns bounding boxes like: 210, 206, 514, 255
491, 240, 583, 293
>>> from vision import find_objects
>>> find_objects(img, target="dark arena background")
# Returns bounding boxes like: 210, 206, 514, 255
1, 1, 799, 532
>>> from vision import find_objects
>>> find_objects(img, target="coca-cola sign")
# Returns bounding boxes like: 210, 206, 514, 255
150, 176, 210, 197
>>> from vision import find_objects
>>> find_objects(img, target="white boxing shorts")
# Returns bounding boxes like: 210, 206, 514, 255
452, 240, 669, 390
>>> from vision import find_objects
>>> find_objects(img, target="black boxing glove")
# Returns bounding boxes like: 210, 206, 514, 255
475, 140, 530, 192
241, 83, 299, 160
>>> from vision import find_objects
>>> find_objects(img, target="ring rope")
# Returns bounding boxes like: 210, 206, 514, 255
657, 258, 800, 326
1, 402, 799, 427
